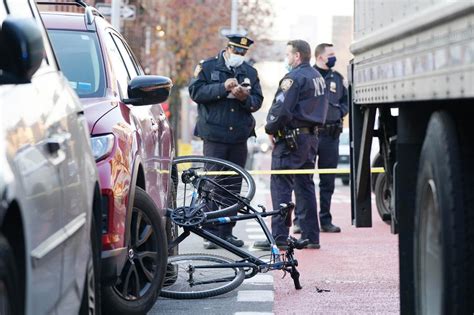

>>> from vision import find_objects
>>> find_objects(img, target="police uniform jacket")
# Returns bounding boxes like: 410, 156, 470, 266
189, 51, 264, 144
315, 66, 348, 123
265, 62, 328, 135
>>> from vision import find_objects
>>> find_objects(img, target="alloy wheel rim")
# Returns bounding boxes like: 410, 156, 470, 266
113, 207, 158, 300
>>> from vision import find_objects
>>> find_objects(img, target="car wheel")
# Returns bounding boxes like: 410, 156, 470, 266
166, 169, 179, 258
102, 187, 167, 315
374, 172, 391, 225
371, 153, 383, 193
0, 235, 20, 315
80, 215, 101, 315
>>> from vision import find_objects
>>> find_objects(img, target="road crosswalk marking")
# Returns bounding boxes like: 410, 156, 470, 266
243, 274, 273, 285
234, 313, 274, 315
237, 290, 274, 302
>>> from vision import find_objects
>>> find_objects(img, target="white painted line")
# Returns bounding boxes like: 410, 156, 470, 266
246, 221, 260, 226
235, 313, 274, 315
247, 234, 266, 240
243, 274, 273, 284
237, 290, 274, 302
248, 246, 260, 252
245, 227, 263, 233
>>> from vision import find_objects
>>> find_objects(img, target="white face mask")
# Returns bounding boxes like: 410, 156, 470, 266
284, 57, 293, 72
228, 53, 245, 68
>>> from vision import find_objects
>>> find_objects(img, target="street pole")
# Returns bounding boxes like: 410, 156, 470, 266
231, 0, 238, 33
111, 0, 121, 31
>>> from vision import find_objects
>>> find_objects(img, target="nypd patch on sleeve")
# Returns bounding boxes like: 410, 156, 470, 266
280, 78, 294, 92
194, 64, 202, 78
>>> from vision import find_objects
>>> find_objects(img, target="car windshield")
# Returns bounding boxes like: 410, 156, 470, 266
48, 30, 105, 98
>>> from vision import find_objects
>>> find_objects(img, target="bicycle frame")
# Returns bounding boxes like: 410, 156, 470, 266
168, 166, 303, 289
168, 205, 288, 273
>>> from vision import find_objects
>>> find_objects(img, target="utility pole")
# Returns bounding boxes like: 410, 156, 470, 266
111, 0, 121, 31
231, 0, 238, 33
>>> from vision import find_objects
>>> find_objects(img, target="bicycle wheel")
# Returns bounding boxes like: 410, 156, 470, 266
160, 253, 245, 299
171, 156, 256, 219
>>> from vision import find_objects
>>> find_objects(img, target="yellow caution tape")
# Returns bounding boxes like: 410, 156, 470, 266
248, 167, 385, 175
182, 167, 385, 176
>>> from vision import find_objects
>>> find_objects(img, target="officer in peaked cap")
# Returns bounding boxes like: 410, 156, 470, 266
189, 33, 263, 249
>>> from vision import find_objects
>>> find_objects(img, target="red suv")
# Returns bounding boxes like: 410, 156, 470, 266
41, 3, 175, 314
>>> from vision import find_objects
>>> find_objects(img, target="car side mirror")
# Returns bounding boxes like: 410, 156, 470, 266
0, 17, 45, 84
124, 75, 173, 106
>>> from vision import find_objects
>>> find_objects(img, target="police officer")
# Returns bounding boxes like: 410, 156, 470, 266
294, 43, 348, 234
189, 34, 263, 249
253, 40, 327, 250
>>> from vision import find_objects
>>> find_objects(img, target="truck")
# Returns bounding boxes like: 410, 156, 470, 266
349, 1, 474, 314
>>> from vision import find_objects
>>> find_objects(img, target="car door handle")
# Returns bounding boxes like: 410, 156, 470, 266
45, 133, 70, 152
44, 133, 70, 165
45, 140, 62, 154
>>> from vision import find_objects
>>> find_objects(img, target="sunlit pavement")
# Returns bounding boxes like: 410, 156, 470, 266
151, 152, 399, 314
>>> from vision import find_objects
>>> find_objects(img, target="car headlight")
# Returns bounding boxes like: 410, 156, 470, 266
90, 134, 115, 161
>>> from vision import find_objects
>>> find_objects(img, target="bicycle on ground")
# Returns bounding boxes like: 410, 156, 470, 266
161, 155, 308, 299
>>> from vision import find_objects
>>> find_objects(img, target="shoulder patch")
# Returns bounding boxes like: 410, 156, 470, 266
280, 78, 294, 92
194, 64, 202, 78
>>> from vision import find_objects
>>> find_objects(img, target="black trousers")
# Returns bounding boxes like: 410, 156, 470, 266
270, 134, 320, 243
203, 140, 248, 237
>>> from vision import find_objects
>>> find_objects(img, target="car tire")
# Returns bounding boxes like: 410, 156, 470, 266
0, 234, 20, 315
371, 153, 383, 193
374, 172, 391, 225
80, 215, 101, 315
414, 111, 474, 314
164, 170, 179, 287
166, 168, 179, 258
102, 187, 167, 315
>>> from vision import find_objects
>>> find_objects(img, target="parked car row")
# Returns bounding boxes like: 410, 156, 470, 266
0, 1, 175, 314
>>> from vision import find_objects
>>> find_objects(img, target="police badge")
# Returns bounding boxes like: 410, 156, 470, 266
280, 78, 294, 92
330, 81, 337, 93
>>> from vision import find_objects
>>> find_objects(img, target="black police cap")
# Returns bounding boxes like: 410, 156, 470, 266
226, 34, 254, 50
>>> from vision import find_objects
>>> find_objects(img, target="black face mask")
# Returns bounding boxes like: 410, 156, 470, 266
326, 56, 337, 68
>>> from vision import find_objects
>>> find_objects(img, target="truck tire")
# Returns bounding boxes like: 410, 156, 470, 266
414, 111, 473, 314
374, 172, 391, 225
371, 153, 383, 193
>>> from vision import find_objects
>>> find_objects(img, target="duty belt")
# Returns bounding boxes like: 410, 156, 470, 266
274, 127, 317, 142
